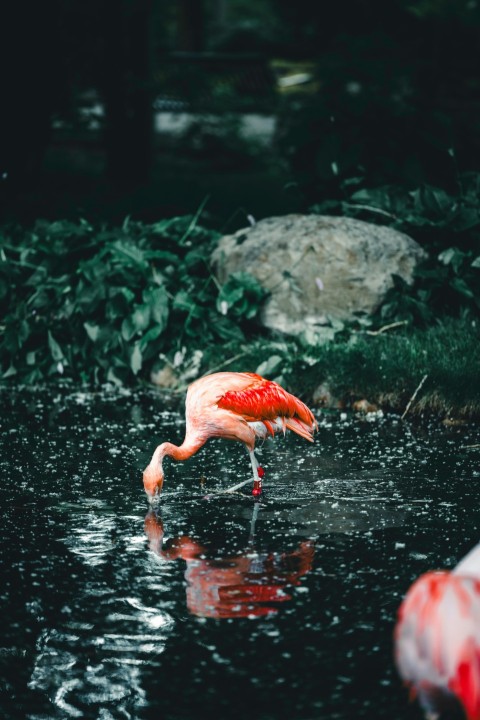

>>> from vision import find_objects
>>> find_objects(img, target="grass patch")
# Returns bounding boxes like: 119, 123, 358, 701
296, 318, 480, 418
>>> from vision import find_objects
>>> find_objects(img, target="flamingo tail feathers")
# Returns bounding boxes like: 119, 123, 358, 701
285, 417, 316, 442
263, 419, 275, 438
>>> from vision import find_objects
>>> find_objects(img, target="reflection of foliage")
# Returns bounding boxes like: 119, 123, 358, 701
312, 174, 480, 325
0, 217, 267, 384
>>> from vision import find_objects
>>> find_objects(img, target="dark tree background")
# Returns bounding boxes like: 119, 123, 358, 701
0, 0, 479, 224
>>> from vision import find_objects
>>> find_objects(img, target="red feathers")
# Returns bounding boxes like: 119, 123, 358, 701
396, 565, 480, 720
217, 372, 317, 441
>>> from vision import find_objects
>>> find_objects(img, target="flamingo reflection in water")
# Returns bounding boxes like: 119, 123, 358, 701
395, 542, 480, 720
144, 507, 314, 619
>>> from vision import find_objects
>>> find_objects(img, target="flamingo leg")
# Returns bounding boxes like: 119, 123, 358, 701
249, 449, 263, 497
221, 448, 262, 495
222, 477, 252, 493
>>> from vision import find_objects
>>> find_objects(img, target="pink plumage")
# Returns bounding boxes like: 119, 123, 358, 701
395, 544, 480, 719
143, 371, 317, 499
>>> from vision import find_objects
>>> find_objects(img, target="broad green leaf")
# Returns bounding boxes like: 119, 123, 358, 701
217, 272, 267, 319
25, 266, 48, 286
139, 324, 164, 351
121, 304, 151, 341
107, 287, 136, 319
453, 208, 480, 232
18, 321, 30, 347
173, 290, 203, 318
438, 248, 455, 265
438, 247, 465, 273
121, 316, 137, 342
256, 355, 283, 377
84, 322, 100, 342
109, 286, 135, 303
2, 364, 17, 378
450, 277, 474, 299
421, 186, 452, 215
48, 331, 64, 361
111, 240, 148, 269
211, 315, 245, 341
23, 368, 44, 384
75, 281, 105, 310
217, 285, 244, 311
107, 367, 124, 386
130, 343, 143, 375
143, 287, 169, 328
131, 305, 152, 332
78, 259, 108, 284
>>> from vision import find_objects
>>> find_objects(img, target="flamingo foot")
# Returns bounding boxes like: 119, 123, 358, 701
252, 483, 262, 498
252, 469, 264, 497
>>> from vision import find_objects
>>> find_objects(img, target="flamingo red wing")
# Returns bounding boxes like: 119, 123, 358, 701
216, 373, 317, 440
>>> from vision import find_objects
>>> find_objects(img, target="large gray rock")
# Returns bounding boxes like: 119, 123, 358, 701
212, 214, 426, 336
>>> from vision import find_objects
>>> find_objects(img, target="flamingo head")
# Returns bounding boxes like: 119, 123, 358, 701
143, 461, 164, 501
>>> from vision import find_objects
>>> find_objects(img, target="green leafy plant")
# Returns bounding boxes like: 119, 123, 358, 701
311, 173, 480, 325
0, 216, 268, 384
379, 247, 480, 324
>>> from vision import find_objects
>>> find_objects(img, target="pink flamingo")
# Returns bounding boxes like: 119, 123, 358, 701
143, 371, 317, 499
395, 542, 480, 719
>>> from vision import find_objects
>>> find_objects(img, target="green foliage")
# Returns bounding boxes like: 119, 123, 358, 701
0, 217, 267, 384
312, 173, 480, 237
1, 203, 479, 418
217, 272, 267, 320
311, 173, 480, 325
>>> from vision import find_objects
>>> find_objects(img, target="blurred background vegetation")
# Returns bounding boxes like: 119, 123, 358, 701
0, 0, 479, 415
1, 0, 479, 227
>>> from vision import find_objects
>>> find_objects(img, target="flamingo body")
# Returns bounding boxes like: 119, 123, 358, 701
143, 371, 317, 498
395, 544, 480, 719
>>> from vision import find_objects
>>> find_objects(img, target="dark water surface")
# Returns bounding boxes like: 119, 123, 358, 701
1, 385, 479, 720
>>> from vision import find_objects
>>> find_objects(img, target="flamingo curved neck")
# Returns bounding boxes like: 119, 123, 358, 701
154, 435, 206, 467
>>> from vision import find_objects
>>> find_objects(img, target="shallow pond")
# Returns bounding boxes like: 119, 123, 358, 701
0, 385, 479, 720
